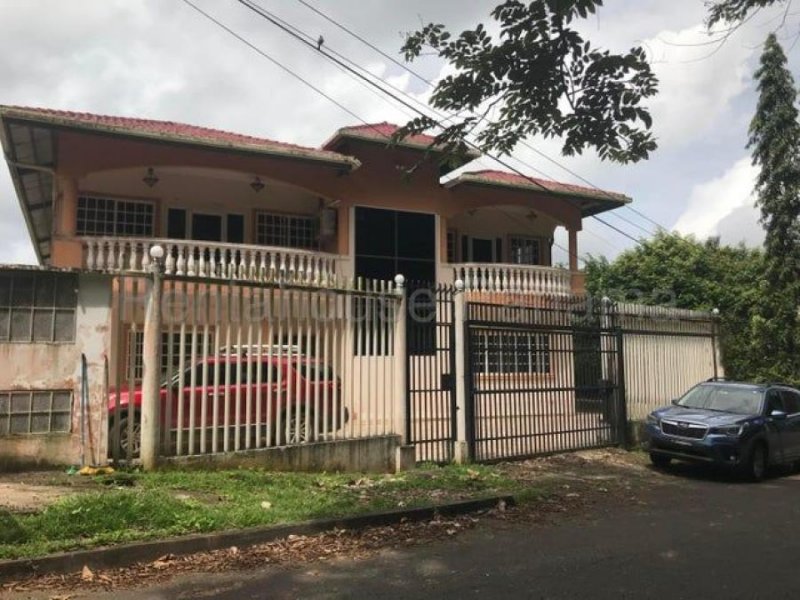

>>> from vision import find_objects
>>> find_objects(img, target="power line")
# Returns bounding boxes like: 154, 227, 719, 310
182, 0, 600, 266
232, 0, 646, 247
294, 0, 668, 234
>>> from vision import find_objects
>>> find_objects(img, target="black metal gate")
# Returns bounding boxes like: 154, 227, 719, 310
406, 284, 457, 462
465, 297, 626, 463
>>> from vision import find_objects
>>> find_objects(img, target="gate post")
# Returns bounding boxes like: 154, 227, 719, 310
141, 245, 165, 471
453, 279, 470, 463
393, 275, 409, 445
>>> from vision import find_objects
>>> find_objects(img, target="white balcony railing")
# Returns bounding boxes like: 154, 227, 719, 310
452, 263, 572, 295
82, 237, 343, 286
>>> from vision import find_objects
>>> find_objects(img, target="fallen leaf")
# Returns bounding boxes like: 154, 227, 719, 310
261, 501, 272, 510
80, 566, 94, 583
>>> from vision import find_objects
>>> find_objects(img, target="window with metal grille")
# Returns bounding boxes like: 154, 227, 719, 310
255, 212, 318, 250
446, 229, 458, 263
77, 196, 155, 237
509, 236, 541, 265
0, 272, 77, 342
0, 390, 72, 435
475, 332, 550, 374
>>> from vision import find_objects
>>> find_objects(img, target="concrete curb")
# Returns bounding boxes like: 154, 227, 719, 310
0, 495, 514, 582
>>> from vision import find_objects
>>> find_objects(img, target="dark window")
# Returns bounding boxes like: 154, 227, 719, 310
765, 390, 784, 414
0, 272, 77, 343
780, 390, 800, 414
167, 209, 187, 239
471, 238, 494, 263
77, 196, 154, 237
227, 214, 245, 244
354, 207, 436, 283
191, 213, 223, 242
0, 390, 72, 435
354, 207, 436, 355
446, 229, 458, 263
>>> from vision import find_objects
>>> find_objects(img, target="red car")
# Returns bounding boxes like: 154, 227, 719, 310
108, 350, 345, 457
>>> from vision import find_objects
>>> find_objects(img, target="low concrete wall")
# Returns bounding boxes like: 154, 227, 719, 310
162, 435, 406, 473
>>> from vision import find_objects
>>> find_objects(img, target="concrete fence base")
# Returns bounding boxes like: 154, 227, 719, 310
161, 435, 410, 473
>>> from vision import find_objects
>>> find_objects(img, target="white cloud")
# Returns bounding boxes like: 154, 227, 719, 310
673, 156, 759, 241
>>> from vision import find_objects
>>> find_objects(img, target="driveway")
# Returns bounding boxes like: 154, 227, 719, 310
29, 462, 800, 600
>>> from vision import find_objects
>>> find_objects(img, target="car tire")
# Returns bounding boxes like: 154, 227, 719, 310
111, 413, 141, 460
741, 442, 768, 482
649, 452, 671, 469
285, 409, 314, 445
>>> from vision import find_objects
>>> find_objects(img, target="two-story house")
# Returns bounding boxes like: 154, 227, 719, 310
0, 106, 630, 295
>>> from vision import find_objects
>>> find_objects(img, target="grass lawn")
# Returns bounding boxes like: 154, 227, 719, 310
0, 464, 526, 560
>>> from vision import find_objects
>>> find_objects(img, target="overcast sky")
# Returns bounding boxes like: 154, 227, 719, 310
1, 0, 795, 265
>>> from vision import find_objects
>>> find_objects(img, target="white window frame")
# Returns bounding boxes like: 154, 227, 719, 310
508, 235, 542, 266
256, 211, 319, 250
77, 195, 155, 237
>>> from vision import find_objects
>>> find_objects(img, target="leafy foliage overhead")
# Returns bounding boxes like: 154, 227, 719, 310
398, 0, 658, 164
707, 0, 787, 27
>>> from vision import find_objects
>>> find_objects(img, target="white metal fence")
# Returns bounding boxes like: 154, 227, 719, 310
108, 274, 404, 463
617, 303, 720, 421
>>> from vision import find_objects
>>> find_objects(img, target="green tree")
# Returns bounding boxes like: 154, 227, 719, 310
584, 232, 769, 382
746, 33, 800, 382
398, 0, 658, 164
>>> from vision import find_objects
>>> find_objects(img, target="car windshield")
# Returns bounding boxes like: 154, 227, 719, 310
676, 384, 764, 415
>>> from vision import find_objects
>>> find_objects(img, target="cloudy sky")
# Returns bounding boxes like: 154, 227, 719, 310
0, 0, 795, 265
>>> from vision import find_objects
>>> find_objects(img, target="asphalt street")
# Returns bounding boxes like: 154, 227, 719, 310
80, 464, 800, 600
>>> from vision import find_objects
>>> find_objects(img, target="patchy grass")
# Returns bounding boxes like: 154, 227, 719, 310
0, 464, 524, 560
0, 450, 657, 561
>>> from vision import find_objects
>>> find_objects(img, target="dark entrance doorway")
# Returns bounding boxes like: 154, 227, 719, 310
191, 213, 223, 242
354, 207, 436, 284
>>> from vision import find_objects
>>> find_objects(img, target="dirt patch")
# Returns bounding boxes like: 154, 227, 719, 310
0, 484, 78, 514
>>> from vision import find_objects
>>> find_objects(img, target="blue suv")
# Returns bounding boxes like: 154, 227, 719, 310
644, 380, 800, 481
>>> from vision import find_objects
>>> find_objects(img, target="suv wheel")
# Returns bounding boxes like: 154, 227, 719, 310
650, 452, 671, 469
742, 443, 768, 482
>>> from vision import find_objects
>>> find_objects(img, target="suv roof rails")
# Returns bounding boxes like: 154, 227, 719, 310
705, 377, 731, 382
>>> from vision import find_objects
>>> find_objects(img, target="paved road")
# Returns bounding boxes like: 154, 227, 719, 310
74, 465, 800, 599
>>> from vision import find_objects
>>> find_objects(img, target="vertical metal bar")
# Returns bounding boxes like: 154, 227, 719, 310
200, 284, 210, 455
223, 284, 232, 453
276, 292, 284, 446
265, 287, 275, 448
164, 285, 175, 455
176, 294, 186, 457
188, 282, 198, 455
319, 291, 327, 441
294, 290, 303, 444
212, 283, 221, 454
234, 287, 243, 451
245, 289, 254, 450
255, 287, 264, 449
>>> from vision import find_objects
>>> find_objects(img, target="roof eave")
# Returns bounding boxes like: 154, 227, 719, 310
0, 117, 46, 265
445, 176, 632, 217
0, 108, 361, 172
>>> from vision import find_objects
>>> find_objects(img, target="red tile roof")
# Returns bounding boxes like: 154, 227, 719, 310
0, 106, 359, 168
446, 169, 630, 204
323, 122, 479, 157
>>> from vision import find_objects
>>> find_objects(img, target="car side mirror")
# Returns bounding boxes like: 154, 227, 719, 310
770, 410, 788, 420
671, 398, 680, 406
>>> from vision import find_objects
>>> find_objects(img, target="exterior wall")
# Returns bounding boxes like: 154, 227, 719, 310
0, 272, 113, 469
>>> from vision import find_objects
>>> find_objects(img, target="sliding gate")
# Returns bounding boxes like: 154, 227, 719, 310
465, 298, 626, 462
